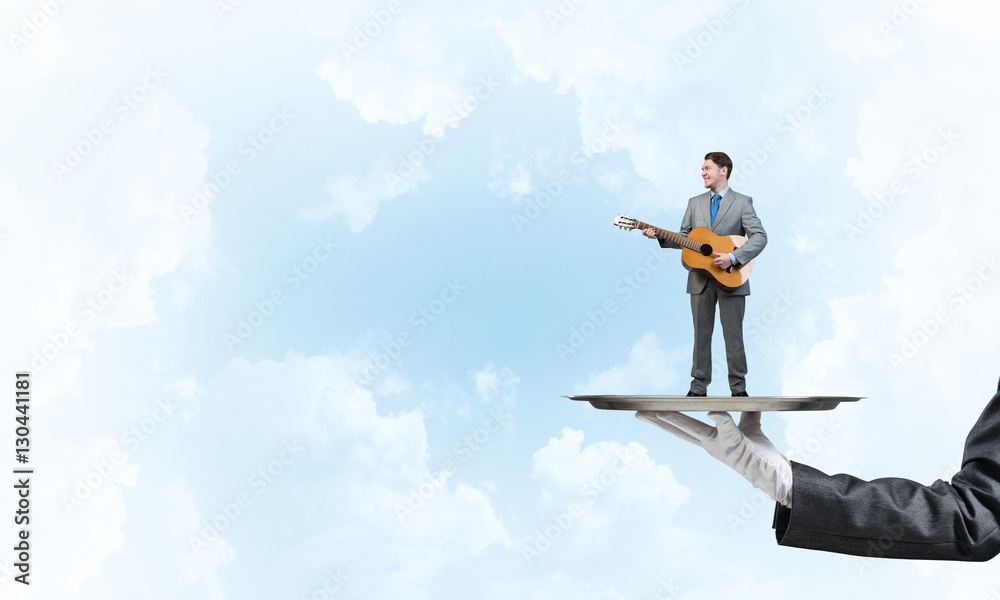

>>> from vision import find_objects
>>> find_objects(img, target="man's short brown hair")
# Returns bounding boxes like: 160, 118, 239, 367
704, 152, 733, 180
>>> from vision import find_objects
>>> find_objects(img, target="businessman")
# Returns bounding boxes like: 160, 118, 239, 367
636, 376, 1000, 561
643, 152, 767, 397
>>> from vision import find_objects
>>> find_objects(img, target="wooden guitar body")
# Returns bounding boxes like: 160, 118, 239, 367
680, 227, 754, 291
613, 215, 758, 291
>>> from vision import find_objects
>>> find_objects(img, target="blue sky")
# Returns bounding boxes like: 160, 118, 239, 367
4, 0, 1000, 598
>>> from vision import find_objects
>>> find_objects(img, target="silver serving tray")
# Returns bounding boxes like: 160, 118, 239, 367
566, 395, 863, 412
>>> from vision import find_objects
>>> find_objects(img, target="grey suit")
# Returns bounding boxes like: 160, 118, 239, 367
773, 377, 1000, 561
659, 189, 767, 394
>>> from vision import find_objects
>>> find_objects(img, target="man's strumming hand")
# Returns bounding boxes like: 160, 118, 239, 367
712, 252, 733, 269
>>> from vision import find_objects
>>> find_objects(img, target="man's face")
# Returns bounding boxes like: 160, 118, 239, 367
702, 159, 728, 190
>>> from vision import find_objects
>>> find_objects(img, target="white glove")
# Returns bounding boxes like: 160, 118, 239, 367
636, 411, 793, 508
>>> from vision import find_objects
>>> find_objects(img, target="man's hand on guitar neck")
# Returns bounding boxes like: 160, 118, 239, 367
641, 227, 659, 240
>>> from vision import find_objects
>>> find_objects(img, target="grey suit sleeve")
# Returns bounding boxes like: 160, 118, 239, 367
773, 380, 1000, 561
730, 197, 766, 266
658, 201, 694, 250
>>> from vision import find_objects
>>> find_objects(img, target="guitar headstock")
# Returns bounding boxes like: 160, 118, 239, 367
613, 214, 639, 231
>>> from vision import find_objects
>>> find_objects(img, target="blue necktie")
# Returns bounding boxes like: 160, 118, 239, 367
710, 193, 721, 226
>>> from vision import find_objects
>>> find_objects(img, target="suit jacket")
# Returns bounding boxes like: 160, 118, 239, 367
658, 188, 767, 296
773, 377, 1000, 561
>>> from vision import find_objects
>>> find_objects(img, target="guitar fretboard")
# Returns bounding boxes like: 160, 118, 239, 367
630, 220, 703, 251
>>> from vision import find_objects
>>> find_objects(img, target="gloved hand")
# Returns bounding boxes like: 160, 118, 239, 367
636, 411, 793, 508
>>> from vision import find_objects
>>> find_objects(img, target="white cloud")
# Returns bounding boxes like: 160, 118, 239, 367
778, 19, 1000, 499
309, 1, 509, 232
2, 88, 214, 371
10, 3, 1000, 598
315, 3, 502, 136
487, 158, 533, 200
574, 332, 687, 395
199, 351, 514, 592
301, 160, 429, 232
0, 435, 137, 597
516, 427, 693, 593
0, 24, 217, 589
474, 362, 519, 407
160, 480, 237, 600
310, 0, 721, 229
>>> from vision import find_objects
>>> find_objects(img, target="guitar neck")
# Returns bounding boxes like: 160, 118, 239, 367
633, 220, 702, 251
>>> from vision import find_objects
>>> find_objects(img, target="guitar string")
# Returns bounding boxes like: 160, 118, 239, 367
628, 219, 701, 251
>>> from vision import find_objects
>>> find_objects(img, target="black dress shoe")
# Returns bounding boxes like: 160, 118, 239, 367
686, 391, 707, 397
731, 391, 749, 397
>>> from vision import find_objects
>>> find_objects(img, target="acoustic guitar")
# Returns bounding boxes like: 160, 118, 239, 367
613, 214, 755, 291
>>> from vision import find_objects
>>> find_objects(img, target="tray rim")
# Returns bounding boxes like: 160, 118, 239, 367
565, 395, 864, 412
566, 395, 865, 400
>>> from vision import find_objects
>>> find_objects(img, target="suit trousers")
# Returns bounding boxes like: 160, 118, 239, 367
690, 283, 747, 394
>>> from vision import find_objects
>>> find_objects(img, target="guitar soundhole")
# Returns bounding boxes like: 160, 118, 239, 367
698, 244, 712, 257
